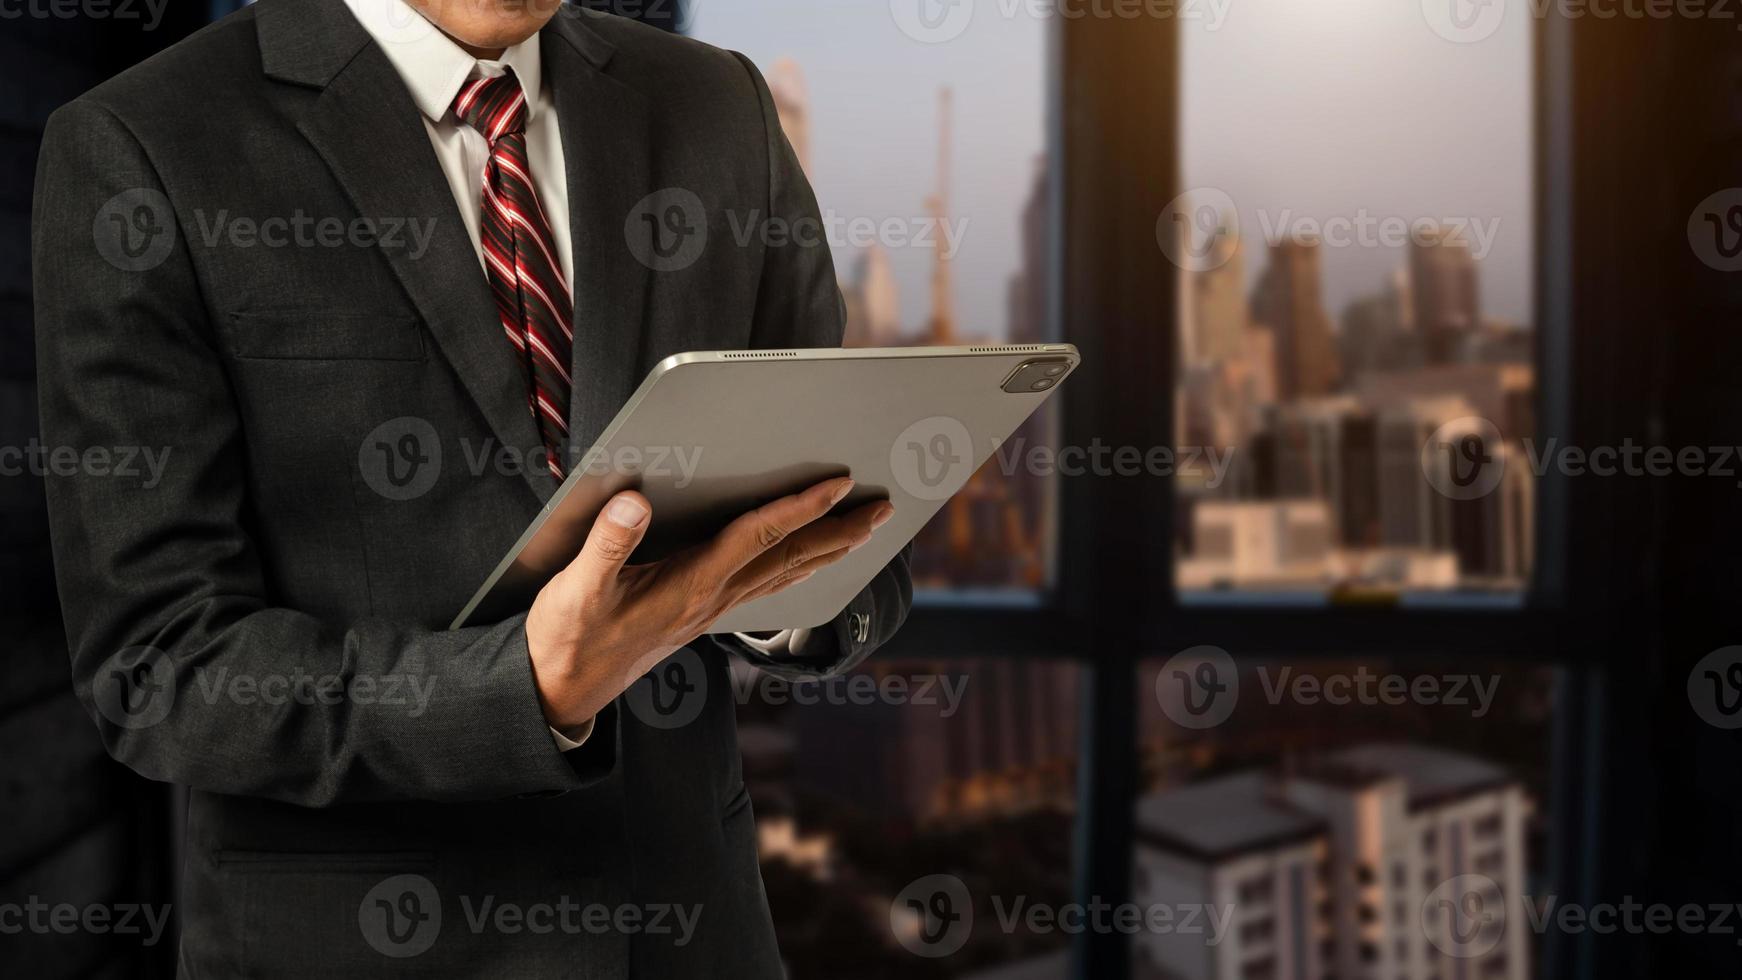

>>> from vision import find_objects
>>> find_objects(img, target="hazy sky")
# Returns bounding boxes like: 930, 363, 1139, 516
690, 0, 1047, 338
691, 0, 1532, 335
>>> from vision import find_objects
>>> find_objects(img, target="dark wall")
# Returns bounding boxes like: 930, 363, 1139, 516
2, 9, 208, 977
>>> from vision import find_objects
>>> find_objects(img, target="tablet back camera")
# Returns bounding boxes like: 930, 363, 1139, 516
1001, 357, 1073, 393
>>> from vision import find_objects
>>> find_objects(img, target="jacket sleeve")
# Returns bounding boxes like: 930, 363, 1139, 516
718, 52, 914, 678
31, 99, 613, 807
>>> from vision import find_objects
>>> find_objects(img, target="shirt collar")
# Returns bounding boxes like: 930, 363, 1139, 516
342, 0, 544, 124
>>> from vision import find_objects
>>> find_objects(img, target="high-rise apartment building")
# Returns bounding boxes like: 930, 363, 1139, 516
1135, 744, 1532, 980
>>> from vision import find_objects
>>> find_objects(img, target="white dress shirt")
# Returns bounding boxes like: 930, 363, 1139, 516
343, 0, 803, 751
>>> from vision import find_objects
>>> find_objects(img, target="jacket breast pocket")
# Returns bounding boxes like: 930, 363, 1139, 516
223, 310, 427, 361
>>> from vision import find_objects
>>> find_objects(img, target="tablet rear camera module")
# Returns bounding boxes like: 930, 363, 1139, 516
1002, 357, 1073, 393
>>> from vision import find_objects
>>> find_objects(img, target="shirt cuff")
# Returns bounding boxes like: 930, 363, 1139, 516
733, 628, 811, 657
548, 715, 596, 752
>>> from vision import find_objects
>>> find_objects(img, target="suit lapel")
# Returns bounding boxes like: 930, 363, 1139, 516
543, 21, 653, 453
263, 0, 559, 502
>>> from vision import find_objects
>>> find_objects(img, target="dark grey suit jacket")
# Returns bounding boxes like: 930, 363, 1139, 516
31, 1, 911, 975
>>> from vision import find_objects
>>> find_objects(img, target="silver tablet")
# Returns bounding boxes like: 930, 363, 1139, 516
451, 343, 1079, 633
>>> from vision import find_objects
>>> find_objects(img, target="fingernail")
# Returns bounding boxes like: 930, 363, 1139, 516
830, 479, 855, 504
870, 503, 896, 529
847, 531, 873, 553
792, 571, 815, 585
606, 496, 648, 528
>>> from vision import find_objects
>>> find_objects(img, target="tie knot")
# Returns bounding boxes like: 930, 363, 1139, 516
452, 71, 527, 141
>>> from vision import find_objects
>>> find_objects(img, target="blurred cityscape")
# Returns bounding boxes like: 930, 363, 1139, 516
769, 60, 1056, 593
743, 51, 1547, 980
1172, 208, 1535, 596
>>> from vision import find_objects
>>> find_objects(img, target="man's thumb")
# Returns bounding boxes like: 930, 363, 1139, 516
577, 491, 651, 578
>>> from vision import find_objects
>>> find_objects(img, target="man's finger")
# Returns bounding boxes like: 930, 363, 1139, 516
570, 491, 651, 587
736, 544, 853, 604
705, 476, 855, 578
729, 499, 893, 597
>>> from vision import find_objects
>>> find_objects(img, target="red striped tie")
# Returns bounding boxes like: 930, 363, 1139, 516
452, 70, 573, 479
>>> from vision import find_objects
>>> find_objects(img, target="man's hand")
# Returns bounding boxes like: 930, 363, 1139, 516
525, 477, 895, 733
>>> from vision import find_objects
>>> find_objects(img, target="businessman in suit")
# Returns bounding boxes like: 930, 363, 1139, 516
32, 0, 911, 974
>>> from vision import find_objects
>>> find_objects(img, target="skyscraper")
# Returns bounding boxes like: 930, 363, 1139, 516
841, 245, 903, 348
1409, 227, 1480, 364
1253, 240, 1340, 401
1186, 221, 1249, 367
